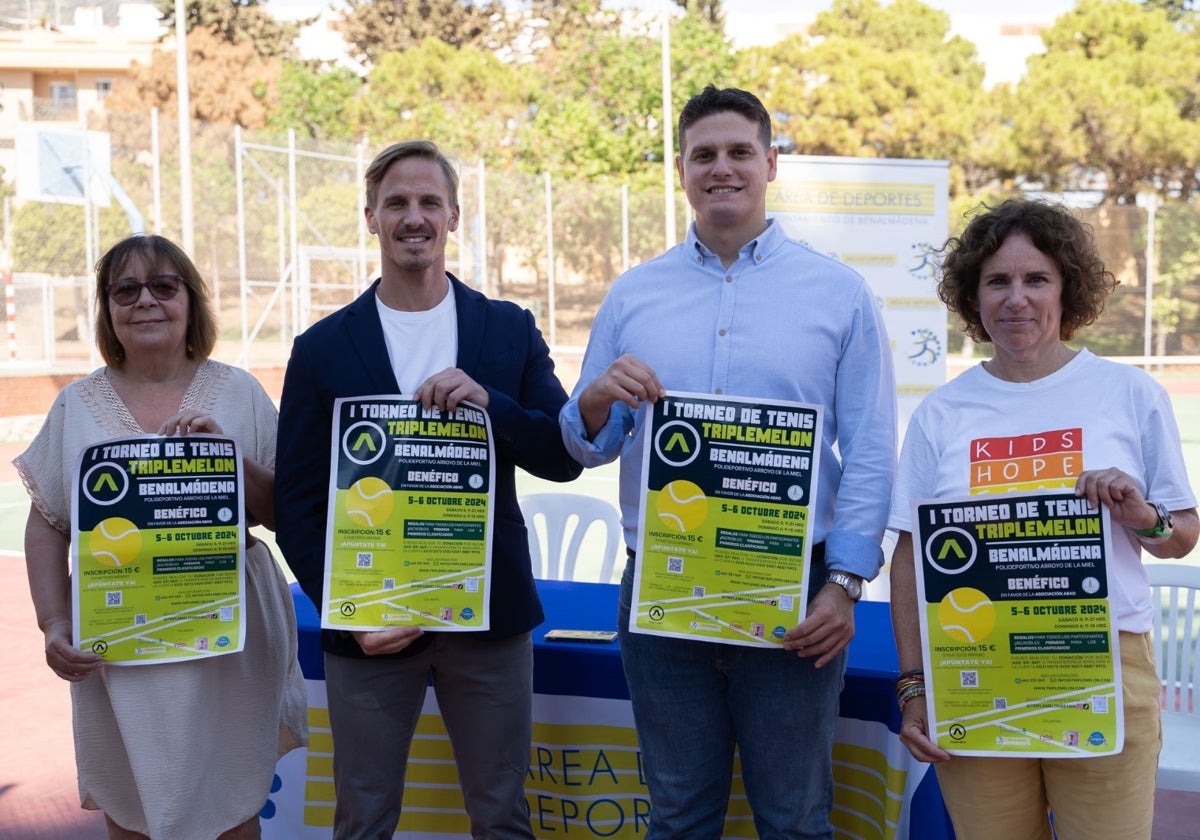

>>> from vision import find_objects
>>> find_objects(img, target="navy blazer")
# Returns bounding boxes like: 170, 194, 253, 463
275, 275, 582, 658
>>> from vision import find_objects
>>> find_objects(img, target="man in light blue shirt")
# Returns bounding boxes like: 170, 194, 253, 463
560, 85, 896, 838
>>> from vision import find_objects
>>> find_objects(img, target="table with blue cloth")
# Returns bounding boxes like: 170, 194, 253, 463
263, 580, 954, 839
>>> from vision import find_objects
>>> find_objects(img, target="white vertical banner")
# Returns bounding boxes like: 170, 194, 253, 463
767, 155, 949, 440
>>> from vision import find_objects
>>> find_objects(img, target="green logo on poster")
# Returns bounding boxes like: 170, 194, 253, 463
937, 538, 968, 561
352, 432, 378, 453
664, 432, 691, 454
91, 472, 120, 494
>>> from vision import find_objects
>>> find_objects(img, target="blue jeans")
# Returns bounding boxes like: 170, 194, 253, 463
618, 557, 846, 840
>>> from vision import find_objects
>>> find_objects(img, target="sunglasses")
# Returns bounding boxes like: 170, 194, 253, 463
106, 274, 184, 306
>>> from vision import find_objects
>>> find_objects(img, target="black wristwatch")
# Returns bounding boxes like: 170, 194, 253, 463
826, 571, 863, 602
1134, 501, 1174, 540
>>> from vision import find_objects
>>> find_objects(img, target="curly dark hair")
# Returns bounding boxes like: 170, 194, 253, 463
94, 234, 217, 367
938, 198, 1117, 343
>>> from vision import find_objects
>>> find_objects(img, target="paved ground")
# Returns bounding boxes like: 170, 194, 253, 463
1, 439, 107, 838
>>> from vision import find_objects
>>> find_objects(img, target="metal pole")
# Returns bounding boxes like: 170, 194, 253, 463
288, 129, 299, 337
82, 124, 93, 272
277, 180, 286, 354
174, 0, 194, 253
455, 180, 466, 286
4, 269, 15, 361
1143, 197, 1156, 366
661, 1, 676, 249
235, 125, 249, 368
82, 123, 97, 369
3, 196, 15, 359
478, 158, 488, 293
357, 138, 367, 288
150, 107, 162, 233
544, 172, 555, 347
622, 183, 630, 273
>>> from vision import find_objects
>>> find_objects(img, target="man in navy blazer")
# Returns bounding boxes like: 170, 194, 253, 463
275, 140, 581, 839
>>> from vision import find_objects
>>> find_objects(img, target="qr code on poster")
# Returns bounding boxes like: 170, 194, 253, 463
960, 670, 979, 688
1092, 695, 1109, 714
667, 556, 684, 573
692, 585, 706, 597
105, 591, 122, 607
356, 552, 373, 568
994, 698, 1008, 710
134, 613, 147, 626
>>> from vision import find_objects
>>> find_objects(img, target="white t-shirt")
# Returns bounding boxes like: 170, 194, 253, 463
375, 280, 458, 395
889, 349, 1195, 632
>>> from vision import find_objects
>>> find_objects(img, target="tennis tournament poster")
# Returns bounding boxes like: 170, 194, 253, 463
71, 434, 246, 665
632, 391, 822, 646
912, 489, 1122, 757
322, 396, 495, 632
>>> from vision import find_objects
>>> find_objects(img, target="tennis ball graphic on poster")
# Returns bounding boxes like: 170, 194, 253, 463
938, 587, 996, 643
90, 517, 142, 568
656, 479, 709, 532
346, 477, 394, 527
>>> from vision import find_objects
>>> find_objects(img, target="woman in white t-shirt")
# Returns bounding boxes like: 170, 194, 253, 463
888, 198, 1198, 840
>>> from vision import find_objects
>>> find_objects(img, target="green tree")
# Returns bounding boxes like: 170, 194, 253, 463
521, 8, 733, 178
12, 202, 130, 275
497, 10, 730, 295
104, 27, 282, 129
1152, 204, 1200, 353
674, 0, 724, 28
339, 0, 504, 65
1144, 0, 1196, 21
1010, 0, 1200, 203
348, 39, 530, 164
270, 62, 364, 141
735, 0, 989, 195
155, 0, 299, 58
501, 0, 608, 49
0, 170, 14, 262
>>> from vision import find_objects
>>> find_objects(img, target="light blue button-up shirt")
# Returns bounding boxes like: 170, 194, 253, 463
560, 219, 897, 580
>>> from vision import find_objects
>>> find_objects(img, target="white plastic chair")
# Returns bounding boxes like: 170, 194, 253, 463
1146, 563, 1200, 792
519, 493, 623, 583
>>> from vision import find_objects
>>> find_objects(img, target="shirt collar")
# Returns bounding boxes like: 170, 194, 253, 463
685, 217, 785, 265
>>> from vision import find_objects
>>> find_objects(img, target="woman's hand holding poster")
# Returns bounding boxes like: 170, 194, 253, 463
912, 489, 1122, 757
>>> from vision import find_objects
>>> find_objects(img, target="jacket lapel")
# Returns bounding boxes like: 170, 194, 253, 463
451, 273, 485, 378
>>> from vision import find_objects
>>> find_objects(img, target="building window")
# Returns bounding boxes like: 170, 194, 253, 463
96, 79, 113, 100
50, 82, 77, 107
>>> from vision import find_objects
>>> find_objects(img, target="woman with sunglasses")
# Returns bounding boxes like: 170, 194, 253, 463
14, 234, 307, 839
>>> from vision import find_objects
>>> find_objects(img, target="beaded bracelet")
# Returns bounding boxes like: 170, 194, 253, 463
895, 669, 926, 711
897, 682, 926, 711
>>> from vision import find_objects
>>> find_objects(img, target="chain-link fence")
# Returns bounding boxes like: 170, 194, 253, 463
3, 111, 1199, 383
2, 112, 692, 386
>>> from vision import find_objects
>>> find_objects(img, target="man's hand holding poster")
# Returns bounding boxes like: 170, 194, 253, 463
912, 489, 1123, 757
322, 396, 495, 632
71, 434, 246, 664
633, 391, 823, 646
